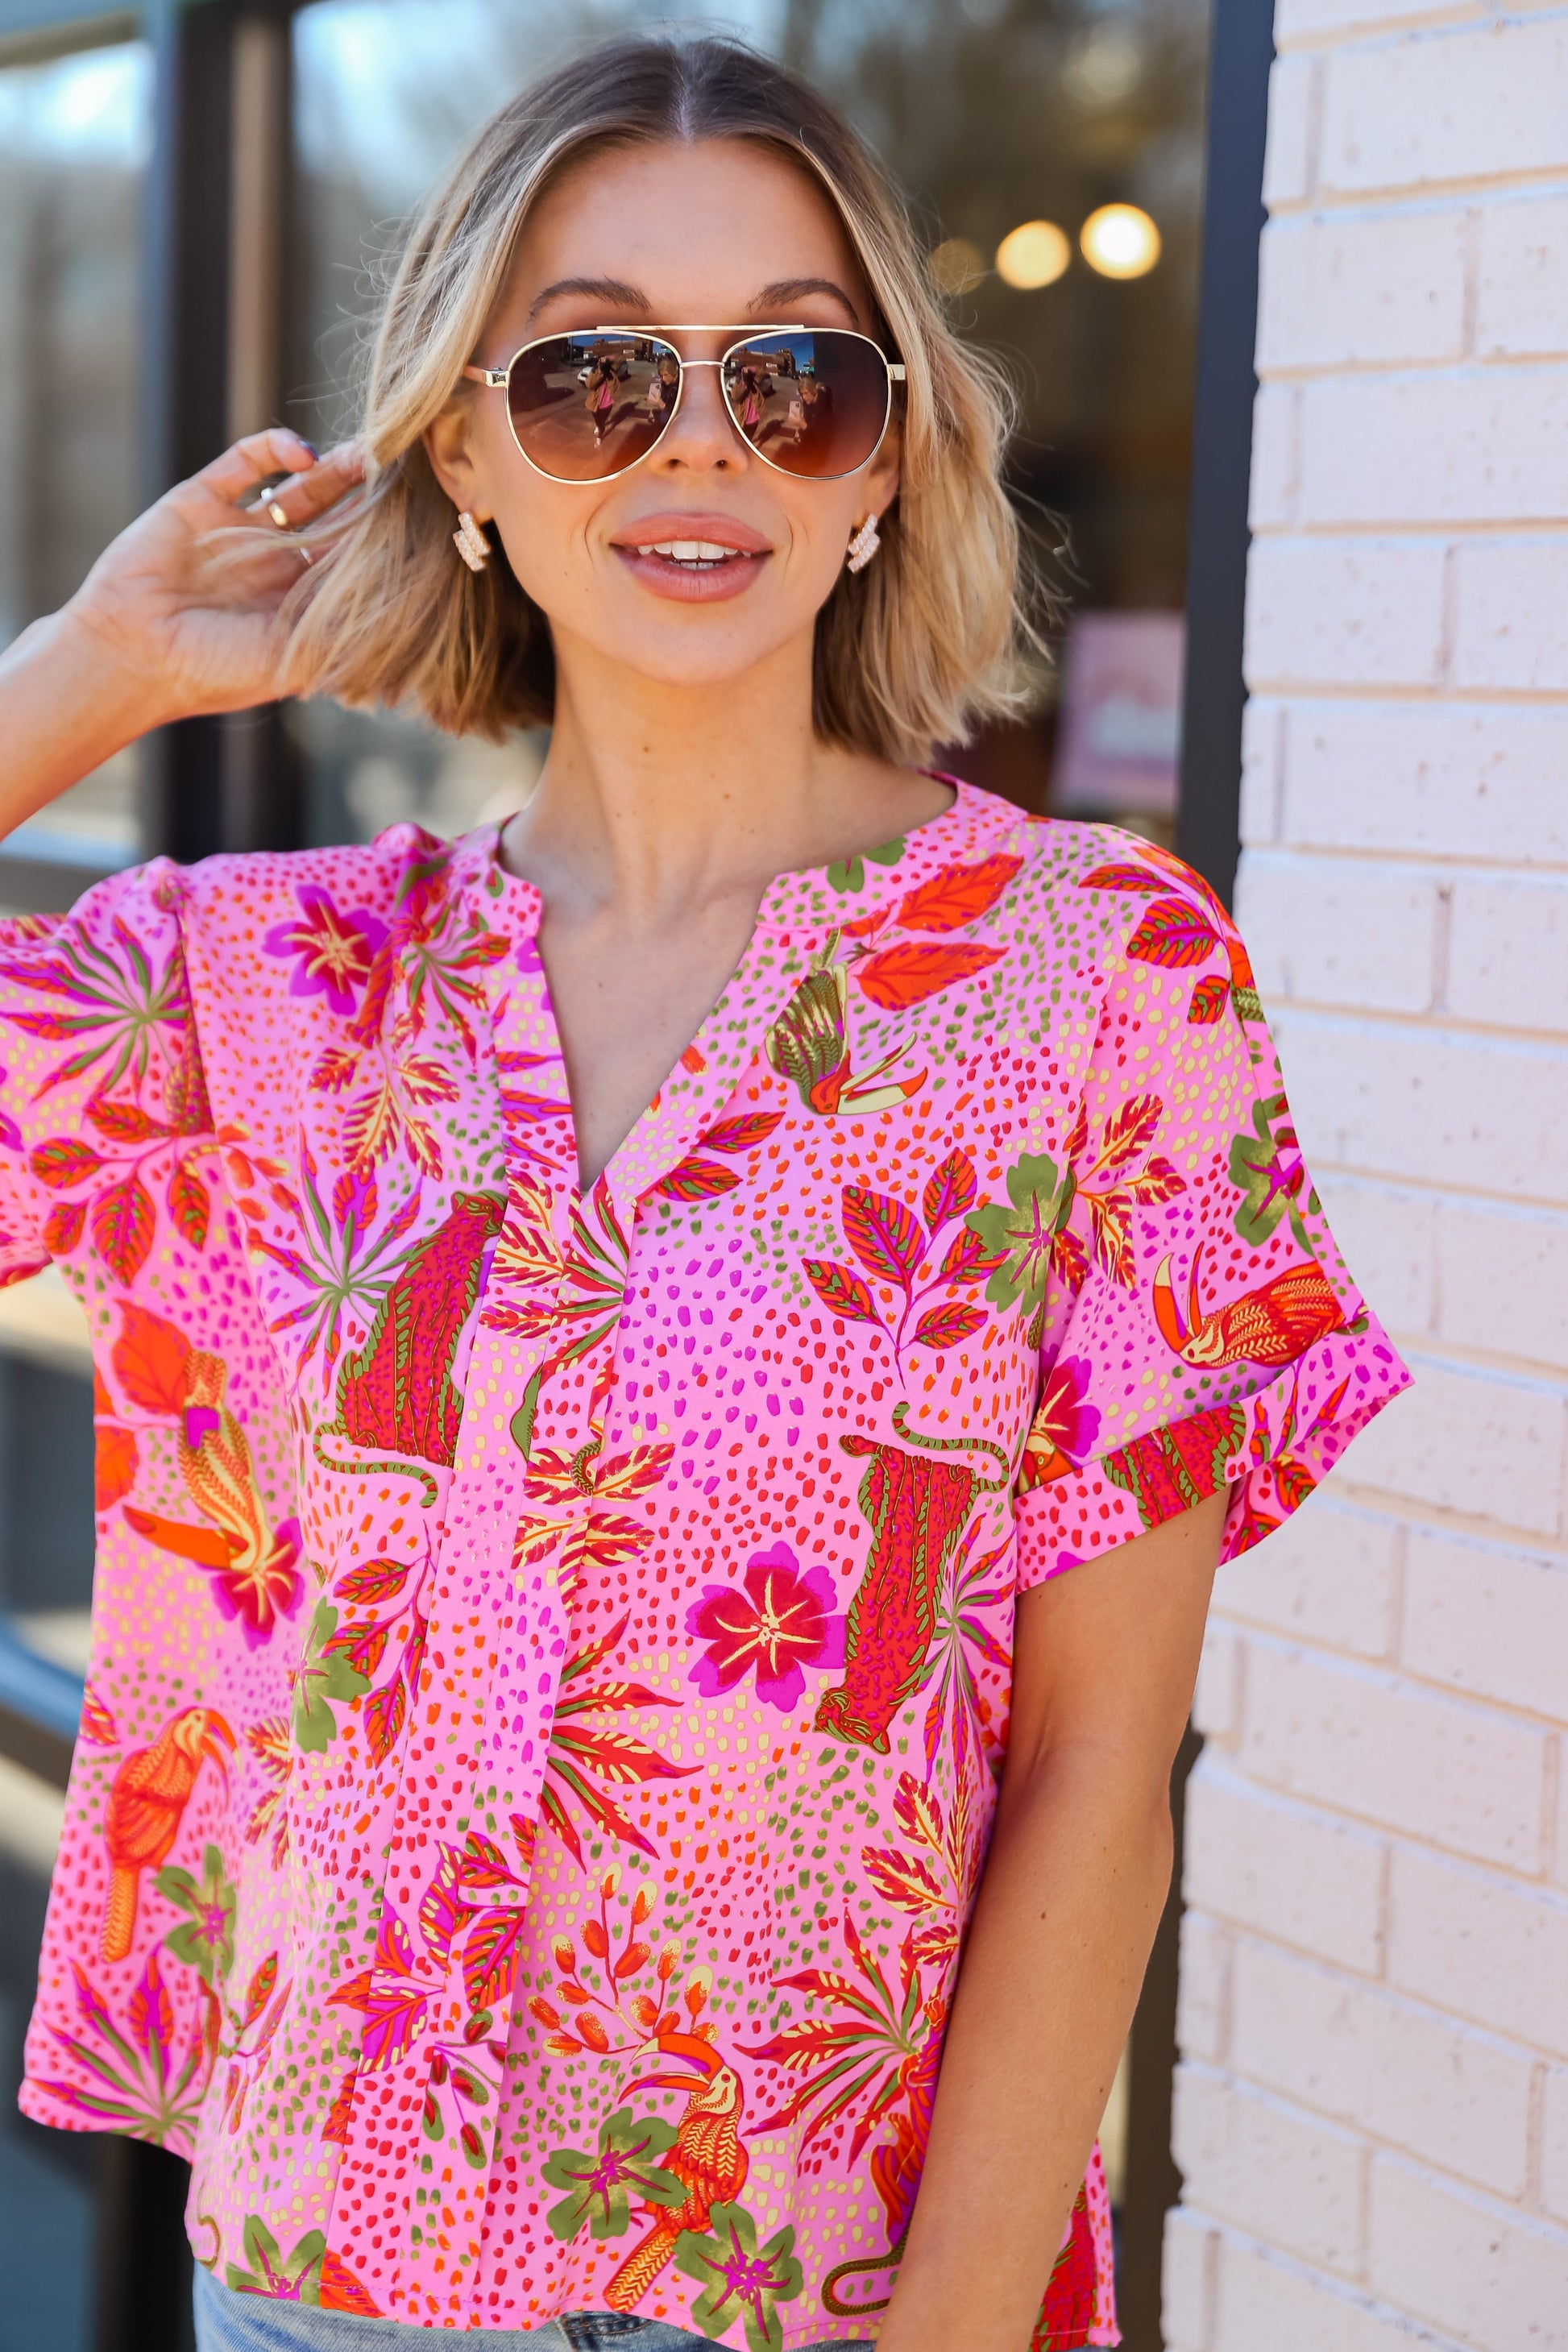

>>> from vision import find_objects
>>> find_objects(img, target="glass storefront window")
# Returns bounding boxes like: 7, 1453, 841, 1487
0, 39, 152, 881
288, 0, 1206, 842
0, 46, 147, 2329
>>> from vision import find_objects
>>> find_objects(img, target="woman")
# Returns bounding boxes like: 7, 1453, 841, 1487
1, 36, 1407, 2352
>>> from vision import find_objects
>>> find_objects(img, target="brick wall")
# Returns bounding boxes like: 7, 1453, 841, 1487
1163, 6, 1568, 2346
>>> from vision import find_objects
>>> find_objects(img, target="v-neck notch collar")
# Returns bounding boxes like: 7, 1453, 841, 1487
467, 770, 987, 942
454, 774, 998, 1206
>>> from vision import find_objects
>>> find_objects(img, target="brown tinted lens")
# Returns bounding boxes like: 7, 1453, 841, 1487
506, 333, 680, 480
723, 332, 891, 478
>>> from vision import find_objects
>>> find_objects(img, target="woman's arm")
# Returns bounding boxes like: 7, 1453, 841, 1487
878, 1490, 1228, 2352
0, 427, 363, 839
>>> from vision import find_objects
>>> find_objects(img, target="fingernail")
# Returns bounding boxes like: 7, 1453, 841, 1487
297, 438, 320, 460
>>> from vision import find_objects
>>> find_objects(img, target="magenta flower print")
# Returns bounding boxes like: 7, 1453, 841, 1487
263, 887, 387, 1018
686, 1542, 844, 1714
1016, 1354, 1101, 1494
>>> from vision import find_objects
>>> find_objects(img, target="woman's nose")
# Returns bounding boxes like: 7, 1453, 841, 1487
655, 361, 747, 471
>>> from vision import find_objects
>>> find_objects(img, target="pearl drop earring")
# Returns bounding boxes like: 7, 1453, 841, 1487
845, 513, 881, 574
453, 510, 490, 573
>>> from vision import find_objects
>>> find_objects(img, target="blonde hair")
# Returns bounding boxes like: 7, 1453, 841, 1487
284, 35, 1039, 767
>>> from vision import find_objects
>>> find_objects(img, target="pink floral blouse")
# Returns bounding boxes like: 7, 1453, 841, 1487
10, 780, 1408, 2348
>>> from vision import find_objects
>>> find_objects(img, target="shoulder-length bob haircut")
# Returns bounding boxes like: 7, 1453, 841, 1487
284, 35, 1039, 769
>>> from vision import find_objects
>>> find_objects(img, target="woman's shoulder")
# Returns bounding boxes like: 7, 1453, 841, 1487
944, 780, 1226, 944
175, 820, 476, 930
5, 822, 489, 1021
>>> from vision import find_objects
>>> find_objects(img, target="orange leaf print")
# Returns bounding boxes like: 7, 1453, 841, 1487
1081, 861, 1164, 895
94, 1423, 139, 1511
855, 941, 1003, 1010
648, 1155, 741, 1203
30, 1138, 104, 1189
1187, 975, 1229, 1024
1125, 896, 1221, 969
167, 1160, 211, 1248
43, 1199, 85, 1255
112, 1303, 192, 1414
896, 853, 1023, 934
91, 1173, 155, 1286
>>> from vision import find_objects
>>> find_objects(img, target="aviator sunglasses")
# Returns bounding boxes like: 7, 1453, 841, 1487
462, 326, 905, 485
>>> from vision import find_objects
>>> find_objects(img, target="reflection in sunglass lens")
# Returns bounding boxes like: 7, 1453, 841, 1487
722, 331, 892, 479
506, 332, 681, 481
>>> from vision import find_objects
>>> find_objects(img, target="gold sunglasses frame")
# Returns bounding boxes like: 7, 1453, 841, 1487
461, 325, 906, 485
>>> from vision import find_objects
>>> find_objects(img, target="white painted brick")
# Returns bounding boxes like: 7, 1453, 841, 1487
1452, 537, 1568, 694
1280, 703, 1568, 866
1370, 2155, 1568, 2350
1259, 207, 1467, 371
1177, 1908, 1232, 2065
1194, 1620, 1242, 1748
1404, 1529, 1568, 1722
1164, 2205, 1218, 2352
1237, 849, 1439, 1013
1336, 1352, 1566, 1539
1448, 876, 1568, 1035
1263, 52, 1319, 212
1230, 1939, 1533, 2194
1245, 538, 1446, 690
1437, 1198, 1568, 1373
1211, 1487, 1403, 1659
1544, 2068, 1568, 2226
1477, 193, 1568, 360
1213, 2234, 1469, 2352
1250, 382, 1300, 529
1270, 1008, 1568, 1207
1239, 696, 1284, 848
1300, 367, 1568, 528
1239, 1639, 1550, 1869
1173, 2063, 1367, 2275
1277, 0, 1485, 41
1323, 16, 1568, 196
1310, 1173, 1437, 1343
1388, 1843, 1568, 2055
1185, 1757, 1388, 1973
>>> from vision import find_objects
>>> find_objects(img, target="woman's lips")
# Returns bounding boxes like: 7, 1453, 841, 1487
611, 516, 774, 603
612, 541, 769, 601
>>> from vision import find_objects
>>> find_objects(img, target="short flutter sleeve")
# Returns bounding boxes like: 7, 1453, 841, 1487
0, 906, 97, 1286
0, 867, 197, 1290
1010, 848, 1410, 1587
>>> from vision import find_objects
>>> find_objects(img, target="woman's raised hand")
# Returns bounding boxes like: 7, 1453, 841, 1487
67, 428, 365, 720
0, 428, 365, 836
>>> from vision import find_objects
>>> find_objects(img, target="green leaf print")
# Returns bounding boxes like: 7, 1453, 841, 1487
964, 1150, 1076, 1330
155, 1844, 235, 1989
675, 2201, 805, 2352
1228, 1093, 1319, 1254
826, 834, 906, 894
225, 2213, 327, 2301
292, 1599, 372, 1755
542, 2105, 685, 2242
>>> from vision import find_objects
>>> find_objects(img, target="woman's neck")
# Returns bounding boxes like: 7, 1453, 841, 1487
499, 629, 948, 927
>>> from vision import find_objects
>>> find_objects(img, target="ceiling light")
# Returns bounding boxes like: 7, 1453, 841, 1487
1080, 204, 1161, 280
928, 236, 988, 296
1064, 27, 1143, 107
994, 219, 1072, 291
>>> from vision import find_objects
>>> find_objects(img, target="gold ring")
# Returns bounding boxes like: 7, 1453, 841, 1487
266, 500, 290, 529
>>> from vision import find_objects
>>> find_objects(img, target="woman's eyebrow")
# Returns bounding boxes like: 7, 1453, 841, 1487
527, 276, 651, 321
749, 276, 862, 322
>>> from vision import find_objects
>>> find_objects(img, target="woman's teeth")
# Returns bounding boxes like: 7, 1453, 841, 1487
643, 540, 748, 567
